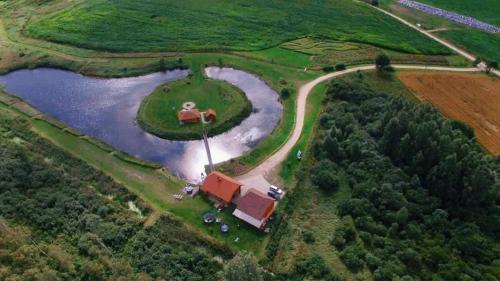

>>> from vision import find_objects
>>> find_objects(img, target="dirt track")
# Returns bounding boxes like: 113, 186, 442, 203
238, 65, 480, 185
398, 72, 500, 155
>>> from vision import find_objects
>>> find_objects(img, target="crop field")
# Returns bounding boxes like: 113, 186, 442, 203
27, 0, 449, 54
417, 0, 500, 25
398, 72, 500, 155
280, 38, 466, 67
380, 0, 500, 62
415, 0, 500, 62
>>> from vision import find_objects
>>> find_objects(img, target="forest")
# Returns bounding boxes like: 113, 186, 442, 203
0, 112, 231, 280
304, 75, 500, 280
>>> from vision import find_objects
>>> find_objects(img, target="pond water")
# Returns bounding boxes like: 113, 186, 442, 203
0, 67, 282, 181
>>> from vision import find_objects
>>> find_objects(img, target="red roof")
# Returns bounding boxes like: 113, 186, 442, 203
236, 190, 275, 220
205, 109, 217, 120
178, 109, 201, 122
202, 172, 241, 204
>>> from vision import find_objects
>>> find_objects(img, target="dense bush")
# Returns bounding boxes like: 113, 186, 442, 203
309, 77, 500, 280
0, 115, 226, 280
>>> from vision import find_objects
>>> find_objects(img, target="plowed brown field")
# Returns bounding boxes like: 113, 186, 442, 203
398, 72, 500, 155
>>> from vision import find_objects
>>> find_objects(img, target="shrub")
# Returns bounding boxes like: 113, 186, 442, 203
375, 54, 390, 70
322, 65, 336, 73
335, 63, 346, 71
302, 229, 316, 244
340, 244, 366, 272
280, 88, 291, 99
311, 162, 339, 192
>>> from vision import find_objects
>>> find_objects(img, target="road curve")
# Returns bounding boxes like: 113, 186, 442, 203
238, 65, 480, 182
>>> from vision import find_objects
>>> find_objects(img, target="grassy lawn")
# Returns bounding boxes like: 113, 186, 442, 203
27, 0, 448, 54
137, 64, 251, 140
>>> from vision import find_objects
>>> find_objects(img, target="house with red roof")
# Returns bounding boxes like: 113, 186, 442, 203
178, 109, 201, 124
205, 108, 217, 122
202, 171, 242, 204
232, 189, 276, 229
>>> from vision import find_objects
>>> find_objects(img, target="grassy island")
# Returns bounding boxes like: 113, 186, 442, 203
137, 66, 252, 140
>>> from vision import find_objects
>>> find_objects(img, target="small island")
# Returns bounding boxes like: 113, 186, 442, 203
137, 67, 252, 140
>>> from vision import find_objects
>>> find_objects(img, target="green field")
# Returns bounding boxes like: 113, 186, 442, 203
380, 0, 500, 62
419, 0, 500, 63
138, 65, 252, 140
27, 0, 448, 54
418, 0, 500, 25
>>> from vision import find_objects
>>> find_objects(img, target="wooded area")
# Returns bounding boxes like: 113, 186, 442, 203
304, 75, 500, 280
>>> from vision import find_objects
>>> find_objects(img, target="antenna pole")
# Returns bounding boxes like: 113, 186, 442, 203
202, 128, 215, 172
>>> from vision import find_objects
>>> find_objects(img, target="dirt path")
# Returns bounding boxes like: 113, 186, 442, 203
238, 65, 480, 185
368, 3, 500, 77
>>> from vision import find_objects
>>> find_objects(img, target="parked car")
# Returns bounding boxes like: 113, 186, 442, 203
268, 191, 281, 201
270, 185, 283, 194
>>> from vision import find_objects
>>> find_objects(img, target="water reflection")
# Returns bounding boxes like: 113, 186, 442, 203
0, 67, 282, 180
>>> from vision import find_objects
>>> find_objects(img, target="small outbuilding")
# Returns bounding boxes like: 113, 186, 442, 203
178, 109, 201, 124
205, 109, 217, 122
202, 171, 242, 205
232, 189, 275, 229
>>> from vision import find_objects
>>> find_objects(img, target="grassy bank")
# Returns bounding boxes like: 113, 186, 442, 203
278, 83, 327, 184
137, 65, 252, 140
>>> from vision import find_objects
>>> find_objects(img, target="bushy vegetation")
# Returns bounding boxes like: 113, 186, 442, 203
307, 76, 500, 280
27, 0, 448, 54
0, 113, 229, 280
275, 255, 346, 281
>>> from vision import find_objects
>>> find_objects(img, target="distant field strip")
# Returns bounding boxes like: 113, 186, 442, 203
27, 0, 449, 54
398, 0, 500, 33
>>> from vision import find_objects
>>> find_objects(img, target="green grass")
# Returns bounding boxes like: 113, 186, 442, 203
233, 47, 313, 69
27, 0, 448, 54
379, 0, 500, 63
417, 0, 500, 63
279, 83, 327, 184
137, 66, 252, 140
439, 29, 500, 63
418, 0, 500, 25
